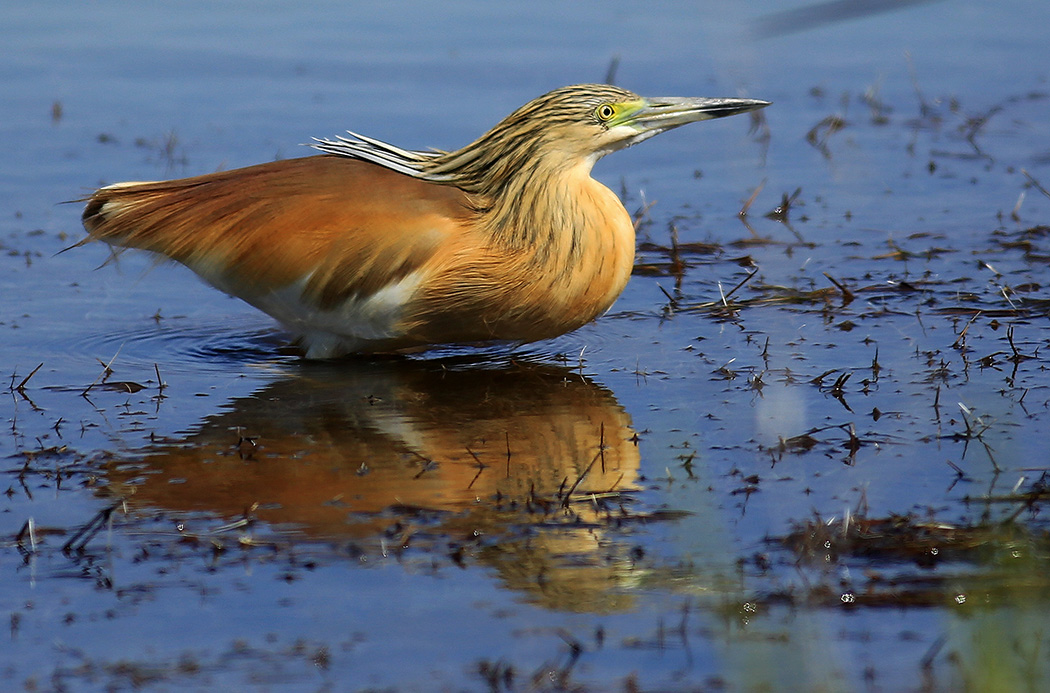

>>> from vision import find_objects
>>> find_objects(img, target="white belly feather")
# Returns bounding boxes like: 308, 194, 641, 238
206, 267, 426, 358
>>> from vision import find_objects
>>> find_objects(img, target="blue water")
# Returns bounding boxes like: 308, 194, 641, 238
2, 1, 1050, 690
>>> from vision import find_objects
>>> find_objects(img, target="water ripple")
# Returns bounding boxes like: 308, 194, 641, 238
67, 315, 295, 373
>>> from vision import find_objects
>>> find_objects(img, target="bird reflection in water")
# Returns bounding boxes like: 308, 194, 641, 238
104, 358, 644, 611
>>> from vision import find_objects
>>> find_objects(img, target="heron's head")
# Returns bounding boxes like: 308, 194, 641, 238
521, 84, 769, 160
428, 84, 769, 193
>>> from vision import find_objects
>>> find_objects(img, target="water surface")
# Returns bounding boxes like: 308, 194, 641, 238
3, 1, 1050, 690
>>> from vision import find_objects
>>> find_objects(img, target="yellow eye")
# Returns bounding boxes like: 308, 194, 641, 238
595, 104, 616, 121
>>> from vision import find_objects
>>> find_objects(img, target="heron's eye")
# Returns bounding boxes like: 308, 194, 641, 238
595, 104, 616, 122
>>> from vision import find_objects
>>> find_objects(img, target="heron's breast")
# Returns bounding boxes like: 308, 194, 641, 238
407, 179, 636, 342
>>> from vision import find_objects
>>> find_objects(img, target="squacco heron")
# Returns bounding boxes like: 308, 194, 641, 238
82, 84, 768, 358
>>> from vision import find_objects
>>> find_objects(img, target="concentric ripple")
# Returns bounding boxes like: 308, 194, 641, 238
66, 314, 296, 374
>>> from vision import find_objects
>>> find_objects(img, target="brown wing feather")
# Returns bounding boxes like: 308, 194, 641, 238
82, 155, 476, 308
82, 155, 634, 355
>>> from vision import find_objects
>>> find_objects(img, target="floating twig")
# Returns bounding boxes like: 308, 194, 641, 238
1023, 169, 1050, 200
822, 272, 855, 304
951, 312, 981, 350
16, 363, 43, 392
720, 269, 759, 305
62, 502, 120, 553
766, 187, 802, 221
739, 179, 766, 218
562, 449, 602, 508
82, 345, 124, 397
16, 518, 37, 555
